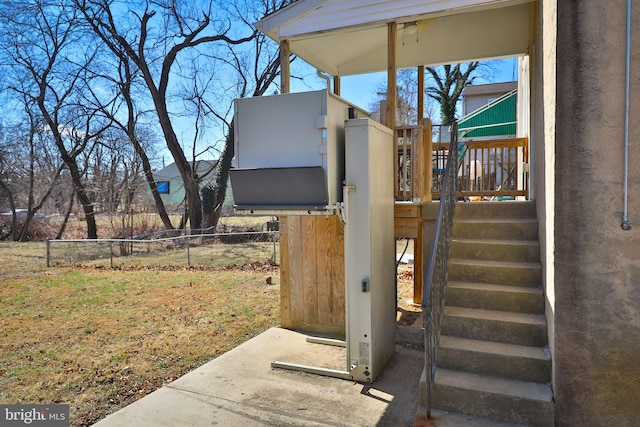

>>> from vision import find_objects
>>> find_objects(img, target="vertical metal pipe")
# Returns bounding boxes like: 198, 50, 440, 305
622, 0, 632, 230
272, 231, 276, 264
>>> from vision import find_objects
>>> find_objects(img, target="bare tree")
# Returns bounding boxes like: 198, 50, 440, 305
82, 51, 175, 231
0, 105, 69, 240
0, 129, 19, 240
88, 128, 147, 239
76, 0, 257, 231
195, 0, 293, 231
426, 62, 480, 125
369, 68, 439, 126
21, 109, 67, 241
1, 0, 107, 239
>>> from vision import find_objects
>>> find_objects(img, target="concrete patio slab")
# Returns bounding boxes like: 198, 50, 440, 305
92, 327, 423, 427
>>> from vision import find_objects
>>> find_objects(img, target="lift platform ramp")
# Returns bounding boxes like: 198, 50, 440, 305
230, 90, 396, 383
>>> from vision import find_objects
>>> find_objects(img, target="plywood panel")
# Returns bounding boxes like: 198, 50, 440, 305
395, 217, 419, 239
394, 203, 421, 238
394, 203, 420, 218
302, 217, 318, 325
329, 216, 345, 329
316, 217, 333, 326
279, 215, 345, 337
331, 218, 346, 332
287, 216, 304, 325
279, 216, 291, 328
413, 223, 424, 305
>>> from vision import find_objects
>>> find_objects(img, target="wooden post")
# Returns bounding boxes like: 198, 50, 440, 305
421, 118, 433, 203
280, 217, 292, 328
388, 21, 398, 246
387, 22, 397, 133
412, 118, 433, 304
413, 222, 424, 305
280, 40, 290, 94
333, 75, 341, 96
279, 39, 293, 330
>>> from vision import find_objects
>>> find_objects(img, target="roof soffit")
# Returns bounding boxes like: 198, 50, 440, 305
279, 3, 532, 76
258, 0, 532, 40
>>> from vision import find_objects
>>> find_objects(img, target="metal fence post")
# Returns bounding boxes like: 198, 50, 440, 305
272, 231, 277, 264
46, 239, 50, 267
187, 238, 191, 267
109, 241, 113, 269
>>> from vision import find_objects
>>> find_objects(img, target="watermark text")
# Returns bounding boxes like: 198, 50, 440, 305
1, 405, 69, 427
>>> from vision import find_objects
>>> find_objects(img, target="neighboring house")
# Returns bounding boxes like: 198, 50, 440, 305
459, 85, 520, 190
435, 82, 517, 142
462, 81, 518, 117
151, 160, 234, 215
460, 83, 518, 138
253, 1, 640, 426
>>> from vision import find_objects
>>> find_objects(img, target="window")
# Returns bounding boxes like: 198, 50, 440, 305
157, 181, 170, 194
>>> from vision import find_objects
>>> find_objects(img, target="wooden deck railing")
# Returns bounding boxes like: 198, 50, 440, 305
432, 138, 529, 199
395, 124, 431, 203
395, 126, 529, 201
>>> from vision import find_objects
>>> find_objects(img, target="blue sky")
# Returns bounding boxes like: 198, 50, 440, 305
287, 57, 518, 115
168, 57, 519, 164
337, 57, 518, 110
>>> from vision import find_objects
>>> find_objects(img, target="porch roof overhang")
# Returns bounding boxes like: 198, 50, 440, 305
256, 0, 534, 76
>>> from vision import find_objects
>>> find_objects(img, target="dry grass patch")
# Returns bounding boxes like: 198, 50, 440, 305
0, 242, 280, 426
0, 240, 420, 426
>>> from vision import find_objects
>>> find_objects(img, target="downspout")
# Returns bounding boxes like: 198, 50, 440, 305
622, 0, 632, 230
317, 69, 331, 91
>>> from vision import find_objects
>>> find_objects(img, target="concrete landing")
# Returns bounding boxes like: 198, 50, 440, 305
92, 327, 423, 427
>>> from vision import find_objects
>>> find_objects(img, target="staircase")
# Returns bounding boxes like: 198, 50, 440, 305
421, 201, 554, 426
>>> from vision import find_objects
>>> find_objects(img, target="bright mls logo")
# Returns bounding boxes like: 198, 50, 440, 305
0, 405, 69, 426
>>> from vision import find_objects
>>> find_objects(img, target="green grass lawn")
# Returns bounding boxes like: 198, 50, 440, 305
0, 242, 280, 426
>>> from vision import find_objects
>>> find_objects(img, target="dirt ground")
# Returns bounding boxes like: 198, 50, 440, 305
396, 265, 422, 326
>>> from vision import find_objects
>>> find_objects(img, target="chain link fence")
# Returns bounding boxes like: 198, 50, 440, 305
46, 231, 279, 268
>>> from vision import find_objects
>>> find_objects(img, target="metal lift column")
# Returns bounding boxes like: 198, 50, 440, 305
343, 118, 396, 383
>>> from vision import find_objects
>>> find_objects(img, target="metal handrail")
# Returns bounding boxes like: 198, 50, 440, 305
421, 122, 462, 419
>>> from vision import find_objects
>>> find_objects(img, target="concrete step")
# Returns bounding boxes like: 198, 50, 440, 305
448, 259, 542, 287
415, 408, 529, 427
425, 201, 554, 425
453, 218, 539, 241
442, 307, 547, 347
437, 336, 551, 383
396, 324, 424, 348
451, 238, 540, 263
427, 368, 554, 427
454, 201, 537, 219
446, 282, 544, 314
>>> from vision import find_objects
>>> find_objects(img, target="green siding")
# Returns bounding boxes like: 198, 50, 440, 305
459, 89, 517, 138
